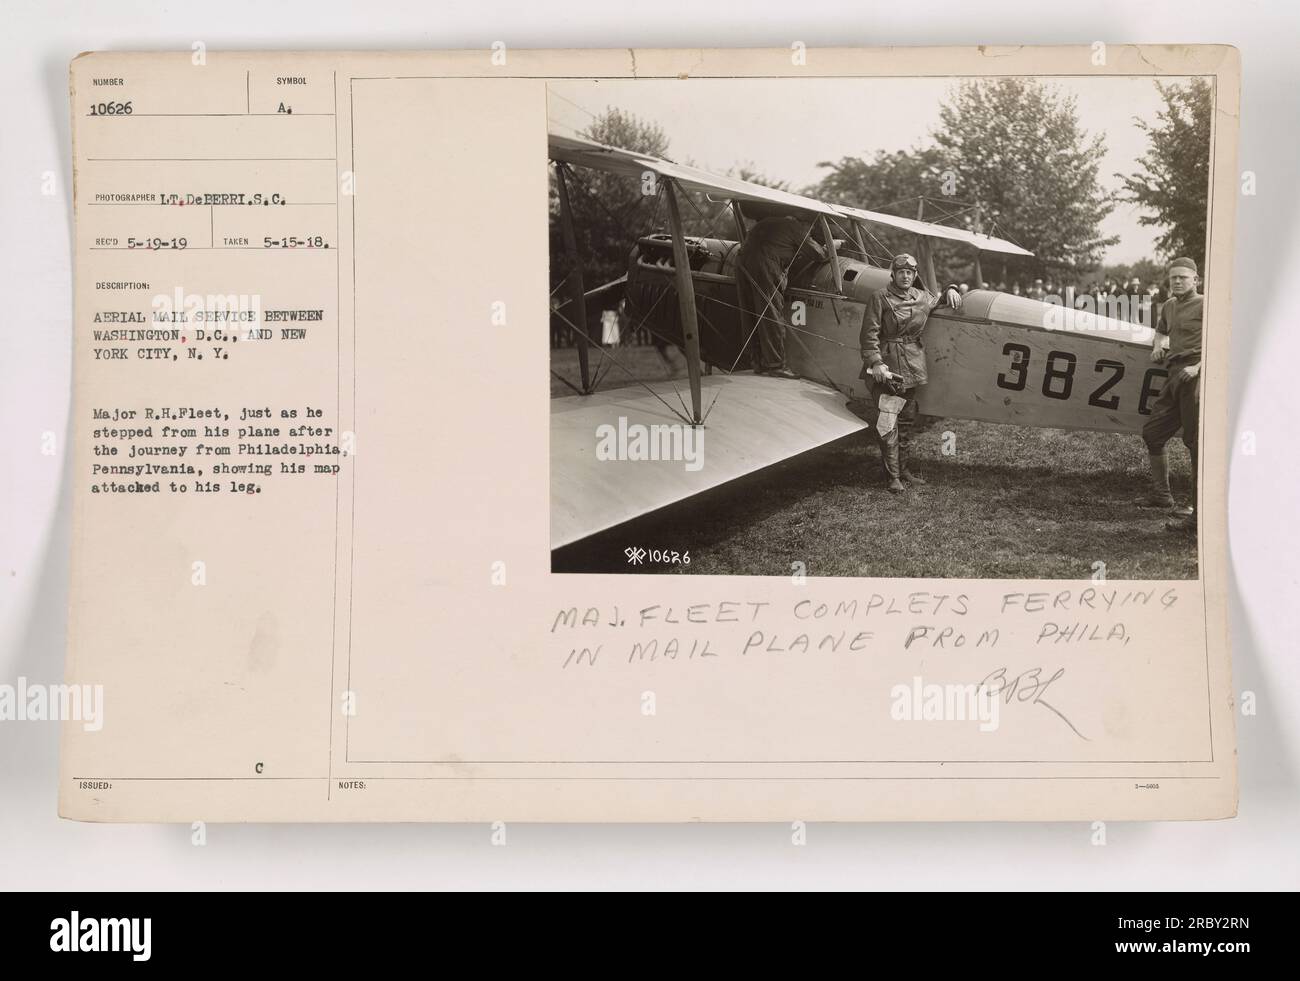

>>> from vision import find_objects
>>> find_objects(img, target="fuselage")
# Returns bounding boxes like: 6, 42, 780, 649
625, 234, 1165, 435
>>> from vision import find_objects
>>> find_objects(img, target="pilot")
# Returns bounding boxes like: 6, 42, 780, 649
736, 215, 826, 378
859, 253, 963, 493
1138, 256, 1202, 532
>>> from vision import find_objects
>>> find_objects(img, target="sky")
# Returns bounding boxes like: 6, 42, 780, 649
548, 75, 1206, 266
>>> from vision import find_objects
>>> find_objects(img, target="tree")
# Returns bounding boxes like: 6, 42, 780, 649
549, 107, 767, 309
549, 108, 671, 294
811, 146, 943, 215
809, 146, 949, 267
931, 78, 1119, 282
809, 81, 1120, 285
581, 106, 670, 158
1117, 79, 1211, 268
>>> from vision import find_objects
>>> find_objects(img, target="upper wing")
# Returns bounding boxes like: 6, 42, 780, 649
833, 204, 1034, 257
550, 132, 841, 217
549, 130, 1033, 255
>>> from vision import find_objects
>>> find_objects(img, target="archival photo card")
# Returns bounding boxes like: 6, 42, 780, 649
62, 46, 1237, 823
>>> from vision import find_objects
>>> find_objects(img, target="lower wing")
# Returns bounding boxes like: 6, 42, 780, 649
550, 373, 866, 549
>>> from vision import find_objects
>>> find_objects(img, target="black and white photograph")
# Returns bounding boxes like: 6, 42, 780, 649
549, 75, 1212, 578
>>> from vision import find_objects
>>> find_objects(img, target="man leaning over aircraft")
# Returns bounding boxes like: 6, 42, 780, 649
1138, 256, 1203, 533
859, 253, 963, 493
736, 215, 826, 378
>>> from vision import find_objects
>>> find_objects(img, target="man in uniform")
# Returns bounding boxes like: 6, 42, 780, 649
1138, 256, 1202, 532
736, 215, 826, 378
859, 253, 963, 492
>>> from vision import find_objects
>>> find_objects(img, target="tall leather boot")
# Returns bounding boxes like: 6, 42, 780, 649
898, 423, 926, 484
1141, 452, 1175, 508
1167, 444, 1198, 532
880, 429, 905, 493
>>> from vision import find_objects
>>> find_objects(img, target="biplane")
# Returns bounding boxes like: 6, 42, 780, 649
549, 129, 1163, 551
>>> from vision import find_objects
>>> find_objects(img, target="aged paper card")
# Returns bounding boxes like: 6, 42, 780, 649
61, 45, 1238, 821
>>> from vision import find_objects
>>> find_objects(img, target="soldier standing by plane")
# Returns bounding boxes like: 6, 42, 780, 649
1138, 256, 1203, 532
859, 253, 963, 493
736, 215, 826, 378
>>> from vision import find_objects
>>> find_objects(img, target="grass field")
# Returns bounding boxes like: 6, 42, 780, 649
550, 346, 1198, 579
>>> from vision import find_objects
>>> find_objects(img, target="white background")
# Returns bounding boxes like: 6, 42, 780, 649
1, 0, 1296, 890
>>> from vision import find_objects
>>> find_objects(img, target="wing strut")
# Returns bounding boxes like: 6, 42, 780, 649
817, 215, 843, 293
663, 177, 705, 426
848, 219, 869, 258
730, 201, 755, 364
554, 162, 591, 393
